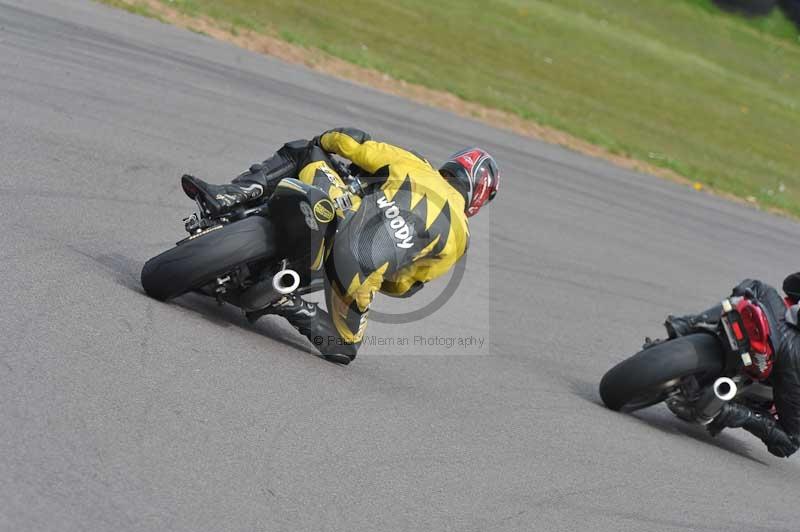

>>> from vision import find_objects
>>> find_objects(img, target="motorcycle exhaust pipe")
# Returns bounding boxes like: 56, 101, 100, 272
240, 268, 300, 312
695, 377, 738, 424
272, 269, 300, 295
713, 377, 737, 401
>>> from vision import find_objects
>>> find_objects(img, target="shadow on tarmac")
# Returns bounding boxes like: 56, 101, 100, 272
565, 376, 769, 466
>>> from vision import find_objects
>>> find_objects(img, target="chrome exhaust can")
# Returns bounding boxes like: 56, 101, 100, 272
239, 269, 301, 311
695, 377, 738, 424
272, 269, 300, 295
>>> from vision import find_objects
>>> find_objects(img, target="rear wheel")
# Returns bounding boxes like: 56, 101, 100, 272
141, 216, 276, 301
599, 334, 725, 412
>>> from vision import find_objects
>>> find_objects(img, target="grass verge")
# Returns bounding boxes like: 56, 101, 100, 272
98, 0, 162, 21
97, 0, 800, 217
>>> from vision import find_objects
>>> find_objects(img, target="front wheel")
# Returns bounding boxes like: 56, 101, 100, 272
599, 334, 725, 412
141, 216, 276, 301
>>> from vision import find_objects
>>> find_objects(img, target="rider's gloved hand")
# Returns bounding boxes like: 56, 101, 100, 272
765, 431, 800, 458
708, 402, 799, 457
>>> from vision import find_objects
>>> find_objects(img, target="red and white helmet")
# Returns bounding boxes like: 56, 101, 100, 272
439, 147, 500, 217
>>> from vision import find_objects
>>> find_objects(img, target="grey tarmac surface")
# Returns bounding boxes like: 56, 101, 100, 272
2, 1, 799, 531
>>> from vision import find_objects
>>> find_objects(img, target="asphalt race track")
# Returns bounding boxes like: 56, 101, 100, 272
2, 2, 800, 531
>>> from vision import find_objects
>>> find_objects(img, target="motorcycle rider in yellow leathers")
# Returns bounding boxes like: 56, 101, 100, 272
180, 128, 499, 364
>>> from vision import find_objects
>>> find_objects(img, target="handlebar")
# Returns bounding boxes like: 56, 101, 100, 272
328, 155, 365, 197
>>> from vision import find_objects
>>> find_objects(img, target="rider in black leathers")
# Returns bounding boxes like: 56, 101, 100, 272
666, 275, 800, 458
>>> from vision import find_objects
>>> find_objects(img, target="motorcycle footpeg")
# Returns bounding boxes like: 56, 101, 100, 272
642, 337, 667, 350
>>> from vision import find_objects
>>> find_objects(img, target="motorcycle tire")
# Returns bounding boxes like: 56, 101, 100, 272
141, 216, 276, 301
599, 334, 725, 412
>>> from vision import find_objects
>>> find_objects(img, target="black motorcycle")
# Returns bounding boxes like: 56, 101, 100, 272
141, 160, 358, 312
599, 295, 779, 425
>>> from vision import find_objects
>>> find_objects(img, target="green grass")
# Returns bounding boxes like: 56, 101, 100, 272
99, 0, 163, 21
107, 0, 800, 215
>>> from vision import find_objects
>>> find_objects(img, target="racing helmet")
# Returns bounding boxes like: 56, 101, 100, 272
784, 272, 800, 304
439, 148, 499, 217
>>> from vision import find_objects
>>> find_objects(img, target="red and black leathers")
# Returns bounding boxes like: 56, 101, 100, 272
669, 279, 800, 457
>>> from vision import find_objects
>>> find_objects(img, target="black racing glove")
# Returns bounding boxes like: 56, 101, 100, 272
765, 431, 800, 458
711, 402, 800, 458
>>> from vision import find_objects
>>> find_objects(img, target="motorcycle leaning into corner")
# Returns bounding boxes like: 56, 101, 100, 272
139, 129, 498, 365
599, 290, 784, 441
140, 156, 359, 341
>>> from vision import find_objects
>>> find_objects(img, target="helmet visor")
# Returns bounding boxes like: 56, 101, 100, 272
473, 157, 498, 201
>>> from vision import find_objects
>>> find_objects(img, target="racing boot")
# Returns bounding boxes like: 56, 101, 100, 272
179, 139, 314, 216
705, 401, 752, 437
647, 305, 721, 349
664, 304, 723, 339
247, 294, 319, 329
246, 294, 357, 365
181, 174, 264, 216
708, 402, 800, 457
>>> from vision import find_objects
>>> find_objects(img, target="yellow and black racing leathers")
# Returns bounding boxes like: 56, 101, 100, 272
238, 128, 470, 359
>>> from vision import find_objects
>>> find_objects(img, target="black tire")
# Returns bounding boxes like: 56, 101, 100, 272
599, 334, 725, 412
141, 216, 276, 301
